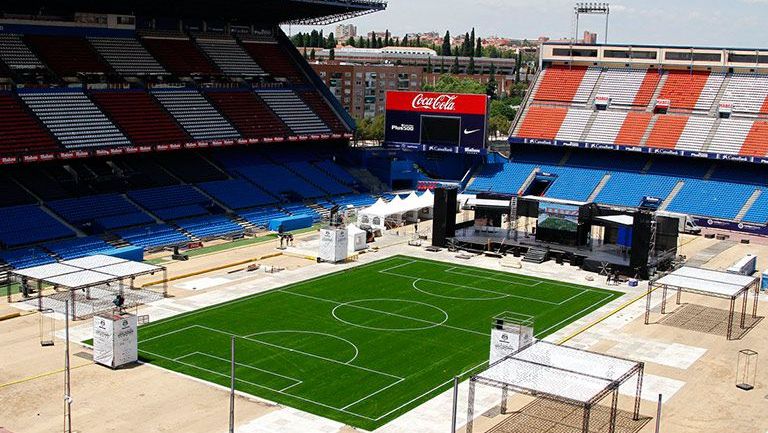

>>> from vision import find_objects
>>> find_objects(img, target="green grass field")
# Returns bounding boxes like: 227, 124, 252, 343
137, 255, 622, 430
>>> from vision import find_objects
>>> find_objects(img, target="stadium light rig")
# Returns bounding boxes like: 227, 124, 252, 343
573, 2, 610, 44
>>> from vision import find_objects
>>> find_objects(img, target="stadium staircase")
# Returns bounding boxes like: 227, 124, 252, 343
639, 115, 658, 146
522, 247, 548, 264
710, 74, 733, 116
735, 189, 763, 221
579, 111, 600, 142
659, 180, 686, 210
346, 168, 389, 193
701, 118, 723, 152
586, 72, 608, 106
587, 174, 612, 202
646, 73, 668, 112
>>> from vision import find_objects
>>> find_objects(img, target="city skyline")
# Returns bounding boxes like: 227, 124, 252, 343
285, 0, 768, 49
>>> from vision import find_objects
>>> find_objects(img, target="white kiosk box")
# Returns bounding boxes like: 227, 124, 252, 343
318, 227, 348, 263
93, 313, 138, 368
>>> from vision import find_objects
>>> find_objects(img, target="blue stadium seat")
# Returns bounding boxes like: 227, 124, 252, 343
465, 163, 538, 195
595, 173, 680, 207
176, 215, 244, 239
314, 160, 359, 186
667, 179, 756, 220
238, 207, 289, 228
741, 189, 768, 224
45, 236, 118, 260
47, 194, 153, 230
286, 161, 352, 195
198, 179, 277, 209
539, 165, 605, 201
117, 224, 190, 250
128, 185, 213, 220
236, 165, 325, 199
0, 248, 55, 269
0, 205, 75, 247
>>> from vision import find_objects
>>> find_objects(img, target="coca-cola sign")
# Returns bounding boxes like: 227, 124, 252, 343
411, 94, 458, 112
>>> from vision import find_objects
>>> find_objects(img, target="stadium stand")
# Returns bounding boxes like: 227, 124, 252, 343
151, 88, 241, 141
88, 37, 168, 76
666, 179, 756, 220
739, 120, 768, 157
584, 110, 627, 144
554, 108, 592, 141
0, 205, 75, 248
539, 165, 606, 201
45, 236, 118, 260
116, 224, 190, 250
674, 116, 715, 152
742, 189, 768, 224
157, 152, 228, 183
238, 207, 289, 228
127, 185, 213, 220
236, 164, 325, 199
0, 92, 59, 155
593, 68, 653, 106
175, 215, 243, 239
195, 38, 266, 77
198, 179, 277, 209
723, 73, 768, 115
645, 115, 689, 149
709, 118, 752, 155
0, 34, 45, 71
47, 194, 154, 231
257, 90, 332, 135
656, 70, 724, 111
0, 247, 55, 269
141, 36, 219, 76
595, 172, 680, 207
300, 92, 348, 132
0, 174, 36, 207
465, 163, 538, 195
314, 160, 359, 186
18, 89, 131, 149
516, 106, 568, 139
90, 90, 190, 147
241, 41, 306, 83
533, 65, 601, 104
286, 161, 353, 195
25, 35, 112, 76
615, 112, 653, 145
205, 90, 290, 138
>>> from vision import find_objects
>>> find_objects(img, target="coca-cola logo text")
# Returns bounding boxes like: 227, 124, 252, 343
411, 94, 458, 111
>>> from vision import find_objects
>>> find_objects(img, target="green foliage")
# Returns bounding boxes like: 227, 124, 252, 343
355, 115, 385, 141
441, 31, 451, 56
450, 56, 460, 74
422, 74, 486, 94
326, 32, 336, 49
490, 98, 516, 120
467, 56, 475, 75
475, 38, 483, 57
329, 47, 335, 61
489, 115, 512, 137
309, 48, 316, 61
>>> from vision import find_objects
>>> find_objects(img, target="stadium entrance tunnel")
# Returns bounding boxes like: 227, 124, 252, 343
524, 173, 557, 196
331, 298, 449, 331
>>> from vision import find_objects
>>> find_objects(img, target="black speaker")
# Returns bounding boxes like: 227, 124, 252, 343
630, 211, 653, 278
431, 187, 457, 247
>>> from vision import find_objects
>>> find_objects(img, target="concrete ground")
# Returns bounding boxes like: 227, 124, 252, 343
1, 226, 767, 433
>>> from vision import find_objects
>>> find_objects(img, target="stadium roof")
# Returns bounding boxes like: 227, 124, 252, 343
1, 0, 387, 25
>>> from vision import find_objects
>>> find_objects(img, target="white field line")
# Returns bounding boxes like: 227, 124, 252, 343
380, 269, 561, 305
280, 289, 489, 337
178, 351, 303, 384
443, 267, 542, 288
341, 377, 406, 410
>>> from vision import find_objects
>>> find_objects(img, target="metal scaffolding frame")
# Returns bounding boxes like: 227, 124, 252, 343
5, 255, 167, 321
466, 340, 644, 433
645, 266, 759, 340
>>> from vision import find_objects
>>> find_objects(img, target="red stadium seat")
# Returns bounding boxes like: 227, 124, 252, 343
645, 115, 689, 149
205, 90, 290, 138
633, 71, 662, 107
300, 92, 347, 133
142, 37, 219, 76
615, 112, 653, 145
25, 35, 111, 76
533, 65, 587, 103
740, 121, 768, 157
0, 92, 58, 155
657, 70, 710, 111
241, 42, 306, 83
517, 106, 568, 139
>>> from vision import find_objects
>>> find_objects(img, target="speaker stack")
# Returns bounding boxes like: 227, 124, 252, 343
431, 187, 458, 247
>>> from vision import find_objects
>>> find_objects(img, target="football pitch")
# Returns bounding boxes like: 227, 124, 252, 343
137, 255, 622, 430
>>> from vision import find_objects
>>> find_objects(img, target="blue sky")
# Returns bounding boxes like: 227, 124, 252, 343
287, 0, 767, 48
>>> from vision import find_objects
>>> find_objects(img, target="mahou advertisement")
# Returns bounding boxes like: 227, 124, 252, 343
384, 91, 490, 154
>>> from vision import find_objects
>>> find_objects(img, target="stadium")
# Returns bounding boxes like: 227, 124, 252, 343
0, 1, 766, 433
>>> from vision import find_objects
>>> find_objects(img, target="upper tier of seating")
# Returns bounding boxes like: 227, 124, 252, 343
205, 90, 290, 138
19, 90, 131, 149
25, 35, 111, 76
241, 41, 306, 83
0, 34, 44, 70
533, 65, 600, 104
516, 106, 568, 140
0, 92, 59, 155
0, 205, 74, 248
195, 38, 265, 77
258, 90, 331, 135
723, 73, 768, 115
88, 37, 168, 76
656, 70, 725, 112
594, 68, 661, 107
47, 194, 153, 230
142, 37, 219, 76
300, 92, 347, 133
90, 90, 189, 147
151, 88, 240, 141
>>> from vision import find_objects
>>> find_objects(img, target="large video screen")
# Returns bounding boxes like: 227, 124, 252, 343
421, 116, 461, 146
537, 202, 579, 233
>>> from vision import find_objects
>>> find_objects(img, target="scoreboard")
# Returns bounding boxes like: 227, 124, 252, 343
384, 91, 490, 154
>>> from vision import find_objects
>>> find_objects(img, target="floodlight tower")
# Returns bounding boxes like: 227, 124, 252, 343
574, 2, 610, 44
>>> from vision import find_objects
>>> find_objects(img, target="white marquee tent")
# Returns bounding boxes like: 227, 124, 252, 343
358, 191, 435, 230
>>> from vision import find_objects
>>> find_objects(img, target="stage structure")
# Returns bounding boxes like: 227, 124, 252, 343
5, 255, 166, 320
467, 340, 644, 433
645, 266, 760, 340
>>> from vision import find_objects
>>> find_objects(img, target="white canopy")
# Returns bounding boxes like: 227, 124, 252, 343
358, 192, 435, 230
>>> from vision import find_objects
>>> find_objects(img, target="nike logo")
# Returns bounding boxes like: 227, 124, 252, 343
464, 129, 481, 135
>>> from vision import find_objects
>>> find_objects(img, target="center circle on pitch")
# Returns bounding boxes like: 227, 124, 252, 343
332, 298, 449, 331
